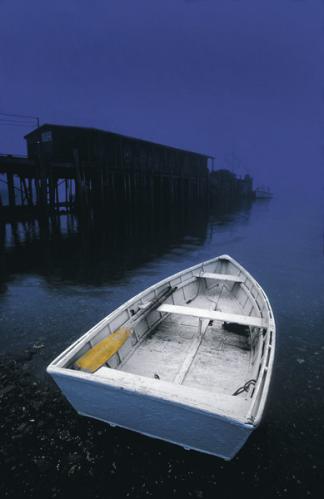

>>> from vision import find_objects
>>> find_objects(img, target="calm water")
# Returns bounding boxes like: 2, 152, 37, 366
0, 193, 323, 498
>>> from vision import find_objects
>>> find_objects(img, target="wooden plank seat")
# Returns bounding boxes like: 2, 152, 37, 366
157, 304, 266, 329
194, 271, 244, 283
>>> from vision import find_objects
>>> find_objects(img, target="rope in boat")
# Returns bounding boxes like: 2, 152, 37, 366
232, 379, 256, 396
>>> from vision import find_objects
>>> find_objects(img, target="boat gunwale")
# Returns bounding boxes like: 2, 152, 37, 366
225, 257, 276, 425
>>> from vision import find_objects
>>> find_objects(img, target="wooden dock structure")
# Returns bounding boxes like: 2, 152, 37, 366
0, 124, 212, 219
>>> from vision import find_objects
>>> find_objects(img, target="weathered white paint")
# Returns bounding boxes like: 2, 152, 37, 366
47, 254, 276, 460
195, 271, 244, 283
173, 315, 211, 385
157, 303, 266, 328
51, 369, 254, 460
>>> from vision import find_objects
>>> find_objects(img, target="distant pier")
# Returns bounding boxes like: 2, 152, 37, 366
0, 124, 254, 221
0, 124, 213, 220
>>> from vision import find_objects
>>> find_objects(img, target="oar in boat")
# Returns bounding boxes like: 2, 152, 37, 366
74, 286, 177, 373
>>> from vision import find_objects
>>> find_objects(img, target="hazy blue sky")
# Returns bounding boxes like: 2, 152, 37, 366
0, 0, 323, 193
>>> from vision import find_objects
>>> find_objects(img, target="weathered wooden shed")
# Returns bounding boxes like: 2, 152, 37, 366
24, 124, 211, 178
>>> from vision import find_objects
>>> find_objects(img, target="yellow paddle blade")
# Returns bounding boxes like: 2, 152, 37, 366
74, 327, 132, 373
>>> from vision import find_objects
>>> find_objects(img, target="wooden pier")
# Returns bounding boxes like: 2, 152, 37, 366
0, 124, 212, 219
0, 156, 208, 220
0, 124, 254, 223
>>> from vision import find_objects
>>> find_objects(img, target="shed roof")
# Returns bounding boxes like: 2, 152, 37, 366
25, 123, 214, 159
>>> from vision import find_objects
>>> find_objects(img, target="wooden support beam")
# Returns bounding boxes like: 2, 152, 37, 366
195, 272, 244, 283
21, 177, 33, 207
6, 173, 16, 207
158, 303, 266, 329
28, 178, 34, 206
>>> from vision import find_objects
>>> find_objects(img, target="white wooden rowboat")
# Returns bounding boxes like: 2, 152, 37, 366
47, 254, 275, 460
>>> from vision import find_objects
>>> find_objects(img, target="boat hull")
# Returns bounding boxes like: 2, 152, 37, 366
50, 369, 254, 460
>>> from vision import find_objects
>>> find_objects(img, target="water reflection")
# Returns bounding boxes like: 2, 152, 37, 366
0, 199, 253, 288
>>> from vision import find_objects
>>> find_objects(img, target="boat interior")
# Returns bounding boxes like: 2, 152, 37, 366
63, 257, 273, 416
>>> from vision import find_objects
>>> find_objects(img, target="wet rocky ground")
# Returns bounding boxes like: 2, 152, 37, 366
1, 344, 233, 499
1, 343, 323, 499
